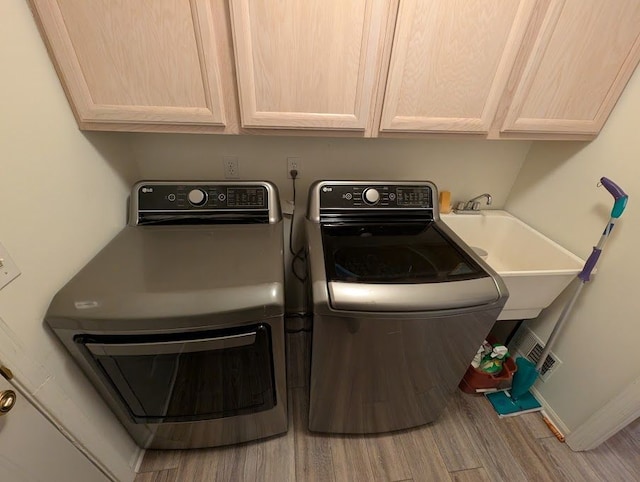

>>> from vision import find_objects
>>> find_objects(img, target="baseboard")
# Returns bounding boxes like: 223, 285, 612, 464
565, 375, 640, 451
530, 385, 571, 436
131, 447, 146, 473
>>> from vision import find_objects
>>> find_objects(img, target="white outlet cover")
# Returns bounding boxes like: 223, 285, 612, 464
287, 157, 301, 178
0, 243, 21, 290
223, 156, 239, 179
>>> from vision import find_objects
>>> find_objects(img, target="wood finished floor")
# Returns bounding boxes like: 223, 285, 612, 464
135, 390, 640, 482
135, 334, 640, 482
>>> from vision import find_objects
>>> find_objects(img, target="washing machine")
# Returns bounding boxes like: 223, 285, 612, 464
45, 181, 287, 449
305, 180, 509, 434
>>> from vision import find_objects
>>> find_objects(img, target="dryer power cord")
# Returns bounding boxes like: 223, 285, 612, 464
289, 170, 307, 283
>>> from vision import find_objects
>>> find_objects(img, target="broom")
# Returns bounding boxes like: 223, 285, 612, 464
486, 177, 628, 417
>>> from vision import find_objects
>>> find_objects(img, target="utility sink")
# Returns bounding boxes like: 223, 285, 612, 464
441, 210, 585, 320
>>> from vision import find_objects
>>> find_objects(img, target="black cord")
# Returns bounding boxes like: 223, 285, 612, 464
288, 173, 297, 256
285, 328, 313, 334
289, 172, 308, 283
285, 312, 313, 318
292, 248, 307, 282
285, 312, 312, 333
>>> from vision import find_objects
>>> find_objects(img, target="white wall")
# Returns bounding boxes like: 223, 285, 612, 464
0, 3, 139, 481
131, 135, 531, 207
131, 134, 532, 310
505, 66, 640, 431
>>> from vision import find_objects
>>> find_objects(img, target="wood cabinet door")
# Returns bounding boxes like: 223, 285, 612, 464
230, 0, 388, 132
379, 0, 536, 134
502, 0, 640, 135
30, 0, 235, 130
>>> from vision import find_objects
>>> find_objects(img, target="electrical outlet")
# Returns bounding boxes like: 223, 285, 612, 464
0, 242, 21, 291
223, 156, 239, 179
287, 157, 301, 178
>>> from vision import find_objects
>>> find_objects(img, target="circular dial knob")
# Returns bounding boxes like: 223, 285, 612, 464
363, 187, 380, 205
188, 188, 207, 206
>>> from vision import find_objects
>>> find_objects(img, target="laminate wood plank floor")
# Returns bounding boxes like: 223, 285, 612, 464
136, 388, 640, 482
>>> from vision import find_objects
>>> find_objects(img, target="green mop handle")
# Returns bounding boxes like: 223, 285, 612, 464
535, 177, 628, 372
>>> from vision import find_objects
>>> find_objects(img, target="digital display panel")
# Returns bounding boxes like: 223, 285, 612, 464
395, 187, 430, 207
227, 187, 266, 207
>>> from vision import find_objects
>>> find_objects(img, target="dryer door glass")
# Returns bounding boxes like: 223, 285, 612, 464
322, 222, 487, 283
75, 324, 275, 423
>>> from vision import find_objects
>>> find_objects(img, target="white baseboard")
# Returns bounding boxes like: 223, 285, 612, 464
131, 447, 146, 473
530, 385, 571, 436
565, 375, 640, 451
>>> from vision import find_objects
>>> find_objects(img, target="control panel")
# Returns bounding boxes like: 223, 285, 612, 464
319, 184, 433, 209
137, 184, 268, 211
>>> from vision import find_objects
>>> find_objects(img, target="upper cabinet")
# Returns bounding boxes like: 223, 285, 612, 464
29, 0, 239, 133
229, 0, 389, 133
380, 0, 536, 134
500, 0, 640, 136
379, 0, 640, 138
29, 0, 640, 139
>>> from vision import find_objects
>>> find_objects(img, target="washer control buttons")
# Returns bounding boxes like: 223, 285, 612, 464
167, 193, 176, 202
388, 192, 396, 201
363, 188, 380, 205
188, 188, 207, 206
218, 193, 226, 202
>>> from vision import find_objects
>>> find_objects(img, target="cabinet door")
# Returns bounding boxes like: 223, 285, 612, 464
502, 0, 640, 135
380, 0, 536, 134
30, 0, 235, 130
230, 0, 387, 131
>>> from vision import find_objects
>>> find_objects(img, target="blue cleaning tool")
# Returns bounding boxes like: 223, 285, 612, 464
487, 177, 628, 418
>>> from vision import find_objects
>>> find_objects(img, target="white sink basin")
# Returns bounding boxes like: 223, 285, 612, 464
441, 210, 585, 320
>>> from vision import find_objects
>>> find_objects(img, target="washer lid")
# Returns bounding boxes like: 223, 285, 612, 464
320, 221, 501, 311
46, 224, 284, 327
328, 277, 500, 312
321, 222, 489, 284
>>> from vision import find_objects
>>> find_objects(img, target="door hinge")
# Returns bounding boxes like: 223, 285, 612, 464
0, 365, 14, 380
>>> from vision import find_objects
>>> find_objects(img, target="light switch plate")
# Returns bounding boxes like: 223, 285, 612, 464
0, 243, 21, 290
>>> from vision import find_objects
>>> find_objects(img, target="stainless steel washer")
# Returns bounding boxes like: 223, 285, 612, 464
305, 181, 508, 434
45, 181, 287, 449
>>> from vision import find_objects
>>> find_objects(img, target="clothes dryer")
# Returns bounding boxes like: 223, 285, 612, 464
46, 181, 287, 449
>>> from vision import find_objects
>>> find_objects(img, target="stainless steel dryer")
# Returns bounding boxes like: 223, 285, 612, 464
306, 181, 508, 434
45, 181, 287, 449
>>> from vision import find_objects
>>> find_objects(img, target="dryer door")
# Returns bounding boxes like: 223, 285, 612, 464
75, 324, 276, 423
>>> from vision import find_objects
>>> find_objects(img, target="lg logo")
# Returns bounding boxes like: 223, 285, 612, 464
322, 186, 333, 192
141, 187, 154, 193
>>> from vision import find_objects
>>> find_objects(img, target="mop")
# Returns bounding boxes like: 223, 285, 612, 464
486, 177, 628, 417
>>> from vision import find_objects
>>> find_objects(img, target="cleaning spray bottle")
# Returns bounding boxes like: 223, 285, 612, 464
479, 345, 509, 374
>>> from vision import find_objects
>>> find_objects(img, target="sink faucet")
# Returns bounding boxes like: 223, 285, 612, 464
454, 193, 492, 214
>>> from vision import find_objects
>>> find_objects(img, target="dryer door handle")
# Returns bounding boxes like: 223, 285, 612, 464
85, 332, 257, 357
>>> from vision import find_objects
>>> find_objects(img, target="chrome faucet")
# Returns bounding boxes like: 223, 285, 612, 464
454, 193, 492, 214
